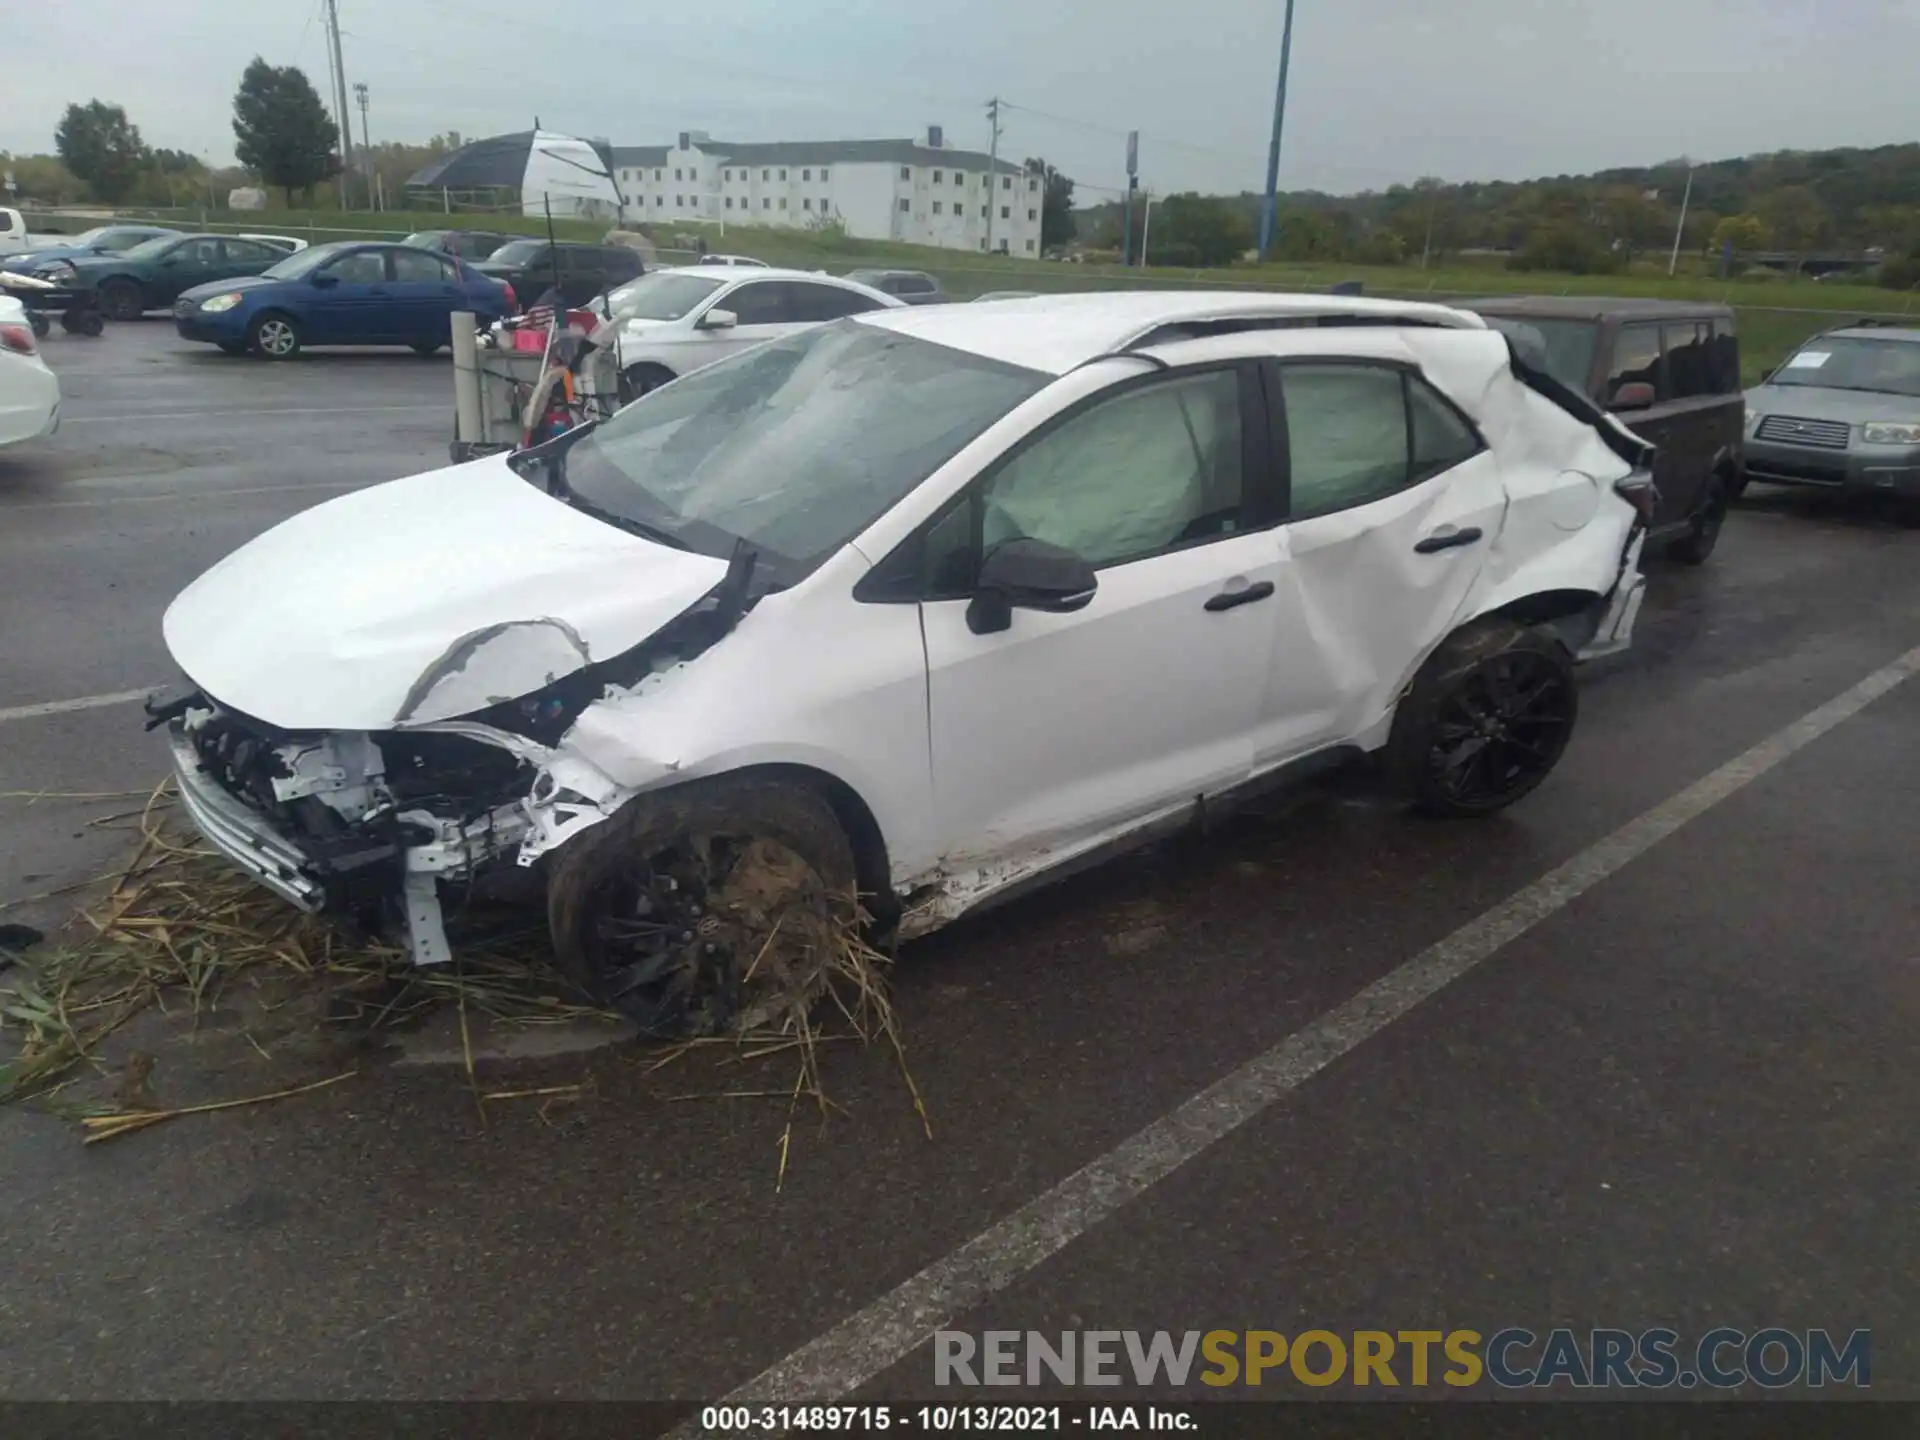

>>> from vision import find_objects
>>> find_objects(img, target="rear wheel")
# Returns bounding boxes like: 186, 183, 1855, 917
618, 362, 676, 404
1667, 473, 1729, 564
27, 312, 50, 339
1389, 618, 1579, 818
248, 312, 301, 360
547, 775, 858, 1037
98, 279, 144, 321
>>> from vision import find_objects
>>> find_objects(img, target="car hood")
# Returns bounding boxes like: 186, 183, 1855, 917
162, 454, 730, 732
1746, 384, 1920, 423
178, 275, 282, 303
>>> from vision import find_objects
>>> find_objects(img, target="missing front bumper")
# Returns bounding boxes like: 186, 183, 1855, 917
167, 723, 532, 965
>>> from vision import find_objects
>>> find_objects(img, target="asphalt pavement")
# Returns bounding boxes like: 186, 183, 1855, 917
1, 321, 1915, 1414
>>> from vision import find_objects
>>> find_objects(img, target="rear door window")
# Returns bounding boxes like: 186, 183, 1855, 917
1280, 363, 1411, 519
1604, 323, 1666, 404
392, 248, 454, 282
1663, 321, 1719, 399
789, 282, 885, 321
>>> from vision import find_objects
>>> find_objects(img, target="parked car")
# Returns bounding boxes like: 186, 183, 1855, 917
172, 240, 513, 359
27, 233, 286, 320
1468, 297, 1741, 562
238, 233, 308, 254
0, 294, 60, 447
0, 224, 179, 268
1742, 322, 1920, 506
0, 207, 30, 253
597, 265, 902, 396
402, 229, 515, 261
694, 254, 769, 268
844, 268, 948, 305
157, 291, 1652, 1034
470, 240, 644, 309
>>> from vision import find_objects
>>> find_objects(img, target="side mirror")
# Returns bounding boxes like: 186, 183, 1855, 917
698, 307, 737, 330
966, 537, 1098, 635
311, 272, 338, 288
1609, 380, 1656, 412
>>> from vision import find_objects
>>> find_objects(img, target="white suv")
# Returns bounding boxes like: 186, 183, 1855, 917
597, 265, 902, 396
160, 291, 1652, 1034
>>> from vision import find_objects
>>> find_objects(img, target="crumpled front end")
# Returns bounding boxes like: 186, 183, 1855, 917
162, 693, 538, 965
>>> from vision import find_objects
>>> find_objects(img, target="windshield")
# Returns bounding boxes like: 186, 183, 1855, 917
119, 235, 182, 262
263, 242, 351, 280
488, 240, 545, 264
1768, 337, 1920, 397
566, 322, 1046, 568
1478, 315, 1600, 394
70, 227, 114, 247
605, 272, 724, 321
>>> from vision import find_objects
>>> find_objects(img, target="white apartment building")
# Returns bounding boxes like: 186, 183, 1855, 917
609, 127, 1046, 255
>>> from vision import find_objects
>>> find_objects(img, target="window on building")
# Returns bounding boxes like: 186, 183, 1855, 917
900, 198, 910, 212
1002, 176, 1011, 190
764, 198, 772, 210
762, 168, 770, 180
933, 171, 942, 184
688, 167, 697, 181
675, 168, 683, 181
979, 239, 987, 251
821, 169, 829, 182
779, 198, 788, 210
676, 195, 684, 207
932, 201, 942, 215
655, 169, 663, 181
725, 197, 734, 210
981, 205, 989, 218
779, 168, 788, 180
1025, 239, 1036, 251
901, 166, 911, 180
1028, 209, 1037, 221
1001, 206, 1010, 220
1029, 179, 1038, 192
803, 168, 811, 180
804, 198, 814, 211
654, 196, 664, 207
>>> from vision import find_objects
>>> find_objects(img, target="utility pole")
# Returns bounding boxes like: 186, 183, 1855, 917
354, 82, 373, 210
1256, 0, 1297, 261
985, 96, 1003, 256
1123, 131, 1138, 265
1668, 160, 1694, 277
324, 0, 354, 210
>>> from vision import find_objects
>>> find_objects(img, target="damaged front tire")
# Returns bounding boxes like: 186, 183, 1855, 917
546, 775, 859, 1037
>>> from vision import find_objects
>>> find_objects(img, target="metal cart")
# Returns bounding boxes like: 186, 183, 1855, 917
0, 271, 105, 338
448, 311, 621, 464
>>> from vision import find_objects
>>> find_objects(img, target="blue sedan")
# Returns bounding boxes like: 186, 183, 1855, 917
173, 240, 511, 359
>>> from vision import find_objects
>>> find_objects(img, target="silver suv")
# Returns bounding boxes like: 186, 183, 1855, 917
1744, 323, 1920, 501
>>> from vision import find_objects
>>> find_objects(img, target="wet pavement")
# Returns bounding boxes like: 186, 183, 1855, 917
1, 323, 1915, 1408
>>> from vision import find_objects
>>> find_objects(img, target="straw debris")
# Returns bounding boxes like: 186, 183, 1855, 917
1, 783, 929, 1173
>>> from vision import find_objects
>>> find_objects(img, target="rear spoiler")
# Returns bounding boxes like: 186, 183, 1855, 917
1502, 339, 1656, 471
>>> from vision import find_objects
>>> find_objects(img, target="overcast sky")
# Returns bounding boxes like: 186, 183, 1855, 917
6, 0, 1918, 200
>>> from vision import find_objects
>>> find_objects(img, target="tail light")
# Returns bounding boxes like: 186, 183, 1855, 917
0, 323, 37, 356
1614, 470, 1658, 525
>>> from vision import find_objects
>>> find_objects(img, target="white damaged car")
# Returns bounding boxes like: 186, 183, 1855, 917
155, 291, 1652, 1033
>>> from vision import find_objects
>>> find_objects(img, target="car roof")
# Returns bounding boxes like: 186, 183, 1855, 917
1817, 324, 1920, 343
671, 264, 874, 285
854, 289, 1486, 374
1463, 295, 1733, 322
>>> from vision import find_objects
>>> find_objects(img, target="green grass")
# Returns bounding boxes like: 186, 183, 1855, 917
38, 206, 1917, 381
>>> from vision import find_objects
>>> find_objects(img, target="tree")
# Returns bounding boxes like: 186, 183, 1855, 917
1507, 221, 1617, 275
54, 100, 150, 202
1150, 193, 1252, 267
1023, 158, 1076, 249
232, 57, 339, 204
1710, 213, 1769, 255
1754, 185, 1832, 251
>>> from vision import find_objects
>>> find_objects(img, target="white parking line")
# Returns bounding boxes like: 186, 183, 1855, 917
60, 405, 442, 425
694, 640, 1920, 1411
0, 687, 158, 724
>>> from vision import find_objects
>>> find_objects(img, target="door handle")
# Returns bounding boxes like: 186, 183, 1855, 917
1413, 526, 1483, 554
1204, 580, 1275, 612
